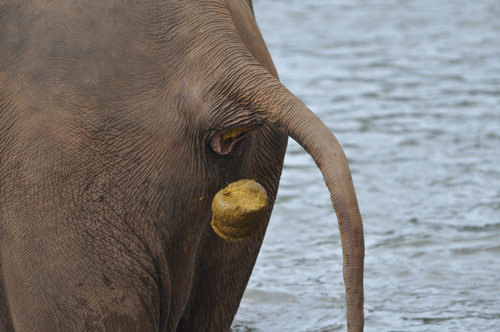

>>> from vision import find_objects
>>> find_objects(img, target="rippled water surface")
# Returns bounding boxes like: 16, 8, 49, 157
231, 0, 500, 331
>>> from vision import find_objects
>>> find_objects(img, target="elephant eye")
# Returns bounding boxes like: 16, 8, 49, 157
209, 126, 255, 155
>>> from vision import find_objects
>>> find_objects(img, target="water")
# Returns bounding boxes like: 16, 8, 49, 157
231, 0, 500, 331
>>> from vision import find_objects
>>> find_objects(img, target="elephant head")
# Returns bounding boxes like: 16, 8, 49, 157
0, 0, 364, 331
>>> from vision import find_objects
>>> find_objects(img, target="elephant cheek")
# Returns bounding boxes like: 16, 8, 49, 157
210, 179, 268, 242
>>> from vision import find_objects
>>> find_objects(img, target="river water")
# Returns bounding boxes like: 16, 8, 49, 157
231, 0, 500, 331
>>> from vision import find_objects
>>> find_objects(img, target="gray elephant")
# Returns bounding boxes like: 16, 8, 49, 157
0, 0, 364, 331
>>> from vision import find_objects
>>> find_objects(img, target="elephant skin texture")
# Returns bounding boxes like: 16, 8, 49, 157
0, 1, 364, 331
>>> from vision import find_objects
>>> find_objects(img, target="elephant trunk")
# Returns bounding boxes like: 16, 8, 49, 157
242, 70, 365, 331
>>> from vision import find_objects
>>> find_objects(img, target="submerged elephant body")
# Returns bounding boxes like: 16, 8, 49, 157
0, 1, 364, 331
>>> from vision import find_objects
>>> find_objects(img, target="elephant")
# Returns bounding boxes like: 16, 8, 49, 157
0, 0, 364, 331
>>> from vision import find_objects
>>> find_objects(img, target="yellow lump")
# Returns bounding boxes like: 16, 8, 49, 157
211, 179, 268, 242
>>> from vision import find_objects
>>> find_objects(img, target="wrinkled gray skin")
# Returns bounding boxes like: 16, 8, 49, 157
0, 1, 364, 331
